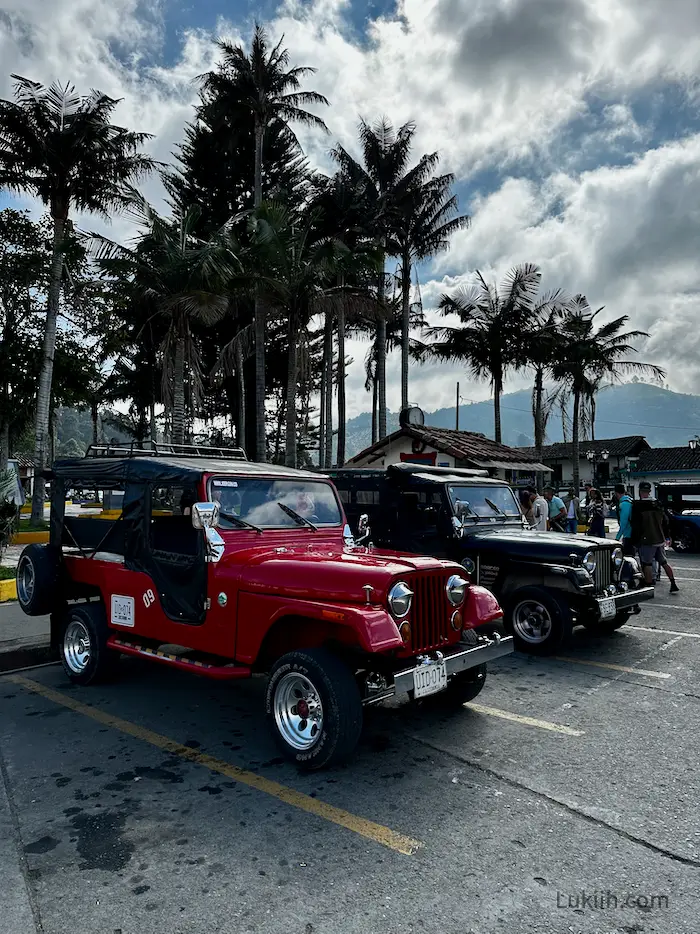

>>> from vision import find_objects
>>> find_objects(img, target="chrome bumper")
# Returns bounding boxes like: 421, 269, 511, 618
392, 635, 514, 696
597, 587, 655, 616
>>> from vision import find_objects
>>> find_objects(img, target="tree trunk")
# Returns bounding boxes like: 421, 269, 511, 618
324, 314, 333, 468
171, 334, 186, 446
0, 419, 9, 471
493, 373, 503, 444
234, 338, 246, 450
371, 373, 378, 445
400, 250, 411, 412
319, 333, 327, 468
376, 266, 387, 440
336, 299, 346, 466
533, 366, 544, 457
284, 312, 299, 468
590, 394, 596, 441
253, 118, 267, 463
572, 387, 581, 492
32, 216, 65, 522
91, 398, 99, 446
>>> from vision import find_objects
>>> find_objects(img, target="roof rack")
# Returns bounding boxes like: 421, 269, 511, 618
85, 441, 248, 461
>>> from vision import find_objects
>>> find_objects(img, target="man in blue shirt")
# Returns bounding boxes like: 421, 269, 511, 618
543, 487, 567, 532
613, 483, 634, 555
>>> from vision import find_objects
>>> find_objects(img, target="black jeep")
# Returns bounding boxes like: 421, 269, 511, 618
327, 465, 654, 654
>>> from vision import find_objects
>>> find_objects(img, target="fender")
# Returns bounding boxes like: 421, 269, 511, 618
464, 584, 504, 626
235, 590, 403, 664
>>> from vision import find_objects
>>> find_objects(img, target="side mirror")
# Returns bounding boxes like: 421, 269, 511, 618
192, 502, 220, 530
356, 513, 371, 544
451, 515, 464, 537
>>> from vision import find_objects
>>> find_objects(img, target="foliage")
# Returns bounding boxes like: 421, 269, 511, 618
0, 468, 20, 554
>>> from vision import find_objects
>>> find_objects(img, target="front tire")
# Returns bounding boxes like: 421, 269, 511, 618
266, 648, 363, 770
60, 603, 120, 686
421, 665, 487, 708
583, 610, 630, 635
505, 587, 573, 655
672, 529, 699, 554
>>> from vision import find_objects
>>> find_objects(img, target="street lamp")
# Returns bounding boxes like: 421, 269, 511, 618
690, 438, 698, 450
585, 449, 609, 483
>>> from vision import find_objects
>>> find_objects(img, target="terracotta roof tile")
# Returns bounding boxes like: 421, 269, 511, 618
518, 436, 649, 460
633, 447, 700, 473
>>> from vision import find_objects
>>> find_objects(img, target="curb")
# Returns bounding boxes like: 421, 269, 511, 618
0, 641, 56, 673
0, 579, 17, 602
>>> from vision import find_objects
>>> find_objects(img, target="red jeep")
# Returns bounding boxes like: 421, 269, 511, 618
16, 444, 511, 768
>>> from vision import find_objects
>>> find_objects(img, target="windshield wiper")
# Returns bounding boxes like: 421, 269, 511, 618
278, 502, 318, 531
219, 511, 263, 534
484, 497, 508, 518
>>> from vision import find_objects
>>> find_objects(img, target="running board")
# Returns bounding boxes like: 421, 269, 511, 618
108, 637, 251, 680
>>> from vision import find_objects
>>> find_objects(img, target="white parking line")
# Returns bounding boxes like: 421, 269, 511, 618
671, 577, 700, 582
554, 657, 671, 679
465, 702, 584, 736
653, 603, 700, 611
625, 625, 700, 639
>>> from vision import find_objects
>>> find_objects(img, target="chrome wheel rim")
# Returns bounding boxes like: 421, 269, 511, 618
512, 599, 553, 644
63, 619, 91, 674
17, 556, 35, 607
274, 672, 324, 751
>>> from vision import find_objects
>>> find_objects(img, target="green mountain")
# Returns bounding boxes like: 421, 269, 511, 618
344, 383, 700, 460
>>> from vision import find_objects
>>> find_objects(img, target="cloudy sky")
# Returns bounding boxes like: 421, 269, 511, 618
2, 0, 700, 421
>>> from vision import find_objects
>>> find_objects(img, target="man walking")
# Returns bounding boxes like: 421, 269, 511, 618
631, 481, 679, 592
564, 487, 581, 533
543, 486, 567, 532
613, 484, 634, 555
530, 490, 548, 531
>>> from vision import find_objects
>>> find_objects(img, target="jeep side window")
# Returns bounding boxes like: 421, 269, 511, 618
149, 484, 200, 557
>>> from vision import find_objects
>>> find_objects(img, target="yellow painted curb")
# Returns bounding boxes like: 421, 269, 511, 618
0, 578, 17, 602
11, 531, 49, 545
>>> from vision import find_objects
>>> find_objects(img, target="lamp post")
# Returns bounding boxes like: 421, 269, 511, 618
585, 448, 609, 484
690, 438, 698, 450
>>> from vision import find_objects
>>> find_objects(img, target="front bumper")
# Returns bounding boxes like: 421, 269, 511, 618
590, 585, 655, 619
392, 634, 514, 697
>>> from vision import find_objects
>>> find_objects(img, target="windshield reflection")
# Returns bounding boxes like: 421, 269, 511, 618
448, 485, 521, 518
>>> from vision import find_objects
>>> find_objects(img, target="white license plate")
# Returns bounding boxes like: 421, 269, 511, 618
597, 597, 616, 620
413, 661, 448, 698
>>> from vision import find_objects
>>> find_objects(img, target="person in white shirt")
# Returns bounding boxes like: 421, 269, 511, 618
530, 491, 548, 531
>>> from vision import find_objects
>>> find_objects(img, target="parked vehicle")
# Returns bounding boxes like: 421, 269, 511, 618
656, 482, 700, 553
327, 465, 654, 654
15, 444, 511, 769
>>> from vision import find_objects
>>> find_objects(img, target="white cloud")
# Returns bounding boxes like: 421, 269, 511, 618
3, 0, 700, 419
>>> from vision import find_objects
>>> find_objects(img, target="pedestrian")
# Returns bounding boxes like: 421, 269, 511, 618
613, 484, 634, 555
564, 486, 581, 534
586, 488, 606, 537
519, 488, 534, 526
530, 490, 548, 531
543, 486, 567, 532
631, 481, 680, 592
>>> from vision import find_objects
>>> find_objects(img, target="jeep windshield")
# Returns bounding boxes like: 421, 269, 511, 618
448, 485, 521, 521
209, 478, 342, 530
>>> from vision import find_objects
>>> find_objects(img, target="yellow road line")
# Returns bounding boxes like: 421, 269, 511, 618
554, 656, 671, 680
625, 625, 700, 639
465, 702, 584, 736
8, 675, 422, 857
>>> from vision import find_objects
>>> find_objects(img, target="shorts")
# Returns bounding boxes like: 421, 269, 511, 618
638, 544, 668, 567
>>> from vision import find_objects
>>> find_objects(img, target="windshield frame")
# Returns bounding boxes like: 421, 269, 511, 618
206, 474, 344, 531
447, 483, 522, 522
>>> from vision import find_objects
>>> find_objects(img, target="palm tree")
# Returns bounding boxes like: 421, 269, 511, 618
0, 76, 156, 519
94, 196, 243, 445
427, 264, 542, 443
199, 25, 329, 461
390, 169, 470, 411
551, 296, 666, 490
527, 290, 569, 460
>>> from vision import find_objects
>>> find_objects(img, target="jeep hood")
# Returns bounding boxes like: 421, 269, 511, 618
223, 544, 458, 605
463, 527, 615, 563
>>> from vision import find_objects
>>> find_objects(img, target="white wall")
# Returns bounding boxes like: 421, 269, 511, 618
351, 435, 456, 469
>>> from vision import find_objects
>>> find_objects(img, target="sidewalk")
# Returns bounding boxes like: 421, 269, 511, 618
0, 604, 52, 672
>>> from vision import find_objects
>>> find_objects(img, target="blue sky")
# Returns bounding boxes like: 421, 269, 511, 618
2, 0, 700, 416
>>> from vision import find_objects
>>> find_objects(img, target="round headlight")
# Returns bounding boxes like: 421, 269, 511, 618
388, 581, 413, 618
462, 557, 476, 576
583, 550, 597, 573
612, 547, 623, 568
446, 574, 468, 606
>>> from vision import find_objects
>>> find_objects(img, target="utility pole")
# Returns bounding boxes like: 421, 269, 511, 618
455, 382, 460, 431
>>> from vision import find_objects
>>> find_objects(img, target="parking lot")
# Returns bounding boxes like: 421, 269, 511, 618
2, 556, 700, 934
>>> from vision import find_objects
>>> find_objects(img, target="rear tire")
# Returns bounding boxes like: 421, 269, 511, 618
60, 603, 120, 686
672, 529, 699, 554
504, 587, 573, 655
16, 544, 58, 616
266, 648, 363, 770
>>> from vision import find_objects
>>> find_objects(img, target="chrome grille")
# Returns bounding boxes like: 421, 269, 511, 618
410, 572, 451, 653
594, 550, 611, 592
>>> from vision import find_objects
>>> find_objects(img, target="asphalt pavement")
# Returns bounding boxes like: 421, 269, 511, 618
1, 554, 700, 934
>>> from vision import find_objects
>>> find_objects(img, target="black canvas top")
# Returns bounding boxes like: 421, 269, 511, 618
51, 455, 320, 486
